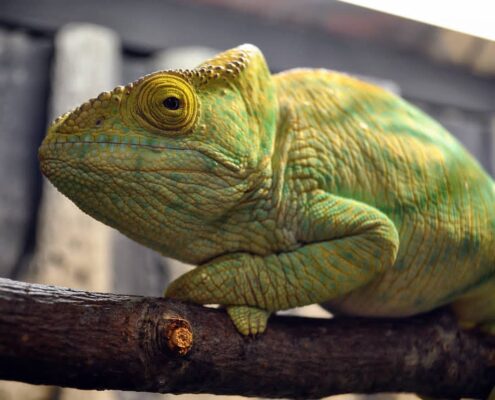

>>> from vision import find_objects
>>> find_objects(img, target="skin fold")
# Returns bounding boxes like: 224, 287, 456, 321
39, 45, 495, 345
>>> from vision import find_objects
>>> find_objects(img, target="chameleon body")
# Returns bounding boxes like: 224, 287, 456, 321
39, 45, 495, 341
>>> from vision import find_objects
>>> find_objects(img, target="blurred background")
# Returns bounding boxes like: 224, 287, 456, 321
0, 0, 494, 399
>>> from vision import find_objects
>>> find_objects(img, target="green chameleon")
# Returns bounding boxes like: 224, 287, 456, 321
39, 44, 495, 345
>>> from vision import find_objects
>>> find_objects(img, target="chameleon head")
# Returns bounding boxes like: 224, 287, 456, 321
38, 44, 278, 263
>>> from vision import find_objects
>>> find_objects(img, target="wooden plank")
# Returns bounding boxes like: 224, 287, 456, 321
30, 23, 121, 292
0, 28, 51, 278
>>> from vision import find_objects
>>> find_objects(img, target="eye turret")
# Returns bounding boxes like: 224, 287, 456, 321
126, 73, 199, 135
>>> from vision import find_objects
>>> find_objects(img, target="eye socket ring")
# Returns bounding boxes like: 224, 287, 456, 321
126, 73, 198, 135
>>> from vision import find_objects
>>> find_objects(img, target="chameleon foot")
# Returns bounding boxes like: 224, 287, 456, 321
227, 305, 269, 335
477, 321, 495, 400
481, 323, 495, 400
479, 320, 495, 335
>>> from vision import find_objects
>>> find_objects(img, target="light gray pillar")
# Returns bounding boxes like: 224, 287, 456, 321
26, 23, 121, 400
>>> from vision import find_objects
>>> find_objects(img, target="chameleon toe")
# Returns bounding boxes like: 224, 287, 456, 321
227, 305, 269, 336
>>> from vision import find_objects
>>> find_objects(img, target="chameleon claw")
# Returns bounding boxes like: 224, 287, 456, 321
227, 305, 270, 336
488, 386, 495, 400
479, 320, 495, 336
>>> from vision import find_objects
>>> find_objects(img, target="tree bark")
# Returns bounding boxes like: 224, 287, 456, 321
0, 278, 493, 399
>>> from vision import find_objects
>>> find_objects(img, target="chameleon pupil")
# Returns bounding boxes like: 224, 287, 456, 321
163, 96, 181, 110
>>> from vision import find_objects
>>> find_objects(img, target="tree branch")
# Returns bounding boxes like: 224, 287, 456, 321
0, 278, 493, 399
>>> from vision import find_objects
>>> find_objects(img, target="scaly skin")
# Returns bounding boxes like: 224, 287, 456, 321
39, 45, 495, 350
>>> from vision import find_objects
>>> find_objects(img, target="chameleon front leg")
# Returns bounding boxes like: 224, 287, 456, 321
165, 253, 278, 335
165, 192, 400, 335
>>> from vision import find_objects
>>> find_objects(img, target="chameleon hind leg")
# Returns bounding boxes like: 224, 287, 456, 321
452, 274, 495, 333
451, 274, 495, 400
165, 192, 399, 335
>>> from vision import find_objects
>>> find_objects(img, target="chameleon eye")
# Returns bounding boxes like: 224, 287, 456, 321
163, 96, 181, 110
127, 73, 198, 135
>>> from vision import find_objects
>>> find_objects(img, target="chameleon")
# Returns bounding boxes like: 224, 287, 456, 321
39, 44, 495, 345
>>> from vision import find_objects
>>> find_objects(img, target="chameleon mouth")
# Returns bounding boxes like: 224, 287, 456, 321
39, 134, 242, 174
38, 143, 201, 178
39, 138, 184, 154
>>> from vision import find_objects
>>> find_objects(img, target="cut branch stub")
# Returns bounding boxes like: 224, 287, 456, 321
162, 316, 193, 355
